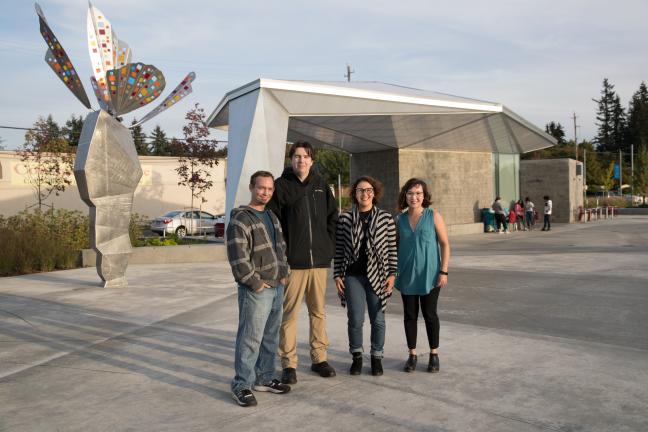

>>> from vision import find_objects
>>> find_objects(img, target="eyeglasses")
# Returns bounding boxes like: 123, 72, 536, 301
356, 188, 374, 195
406, 192, 424, 197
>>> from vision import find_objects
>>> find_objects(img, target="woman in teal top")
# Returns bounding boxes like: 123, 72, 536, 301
395, 178, 450, 373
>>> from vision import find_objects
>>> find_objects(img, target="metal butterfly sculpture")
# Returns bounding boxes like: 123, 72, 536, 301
35, 2, 197, 287
35, 2, 195, 125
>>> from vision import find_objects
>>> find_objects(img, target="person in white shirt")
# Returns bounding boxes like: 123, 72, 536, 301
542, 195, 552, 231
524, 197, 535, 230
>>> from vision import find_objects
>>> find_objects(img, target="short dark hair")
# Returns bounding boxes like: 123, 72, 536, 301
543, 195, 550, 200
288, 141, 314, 159
250, 170, 274, 187
397, 178, 432, 210
350, 176, 384, 206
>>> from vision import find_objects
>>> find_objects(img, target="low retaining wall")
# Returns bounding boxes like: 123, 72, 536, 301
81, 244, 227, 267
616, 208, 648, 215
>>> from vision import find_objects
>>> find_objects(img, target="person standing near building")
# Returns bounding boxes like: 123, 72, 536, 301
395, 178, 450, 373
524, 197, 535, 230
542, 195, 552, 231
268, 141, 339, 384
227, 171, 291, 407
334, 176, 397, 376
492, 196, 508, 233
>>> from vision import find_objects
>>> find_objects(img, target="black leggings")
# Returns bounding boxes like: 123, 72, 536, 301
401, 289, 440, 350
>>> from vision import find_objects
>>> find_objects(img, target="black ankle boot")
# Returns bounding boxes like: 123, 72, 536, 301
403, 354, 417, 372
349, 353, 362, 375
371, 356, 383, 376
428, 353, 440, 373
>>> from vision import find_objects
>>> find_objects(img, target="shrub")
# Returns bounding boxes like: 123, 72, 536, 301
0, 209, 90, 276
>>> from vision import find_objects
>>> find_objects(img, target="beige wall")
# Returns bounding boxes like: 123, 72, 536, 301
0, 151, 226, 219
520, 158, 584, 223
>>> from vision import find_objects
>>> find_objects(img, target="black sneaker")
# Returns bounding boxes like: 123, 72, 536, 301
281, 367, 297, 384
232, 389, 257, 407
349, 353, 362, 375
311, 361, 336, 377
255, 379, 291, 394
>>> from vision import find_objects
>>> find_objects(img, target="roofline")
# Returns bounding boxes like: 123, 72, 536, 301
207, 78, 503, 127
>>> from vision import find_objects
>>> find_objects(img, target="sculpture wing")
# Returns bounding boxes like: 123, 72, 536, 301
35, 3, 91, 109
113, 63, 166, 116
131, 72, 196, 127
87, 3, 116, 113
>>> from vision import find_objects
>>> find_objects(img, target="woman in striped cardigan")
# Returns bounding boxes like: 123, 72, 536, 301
334, 176, 397, 376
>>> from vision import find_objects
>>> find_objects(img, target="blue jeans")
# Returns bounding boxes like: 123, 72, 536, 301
345, 276, 385, 358
231, 284, 284, 393
525, 211, 534, 229
543, 214, 551, 230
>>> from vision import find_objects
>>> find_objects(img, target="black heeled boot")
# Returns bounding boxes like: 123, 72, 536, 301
428, 353, 440, 373
349, 353, 362, 375
371, 356, 383, 376
403, 354, 417, 372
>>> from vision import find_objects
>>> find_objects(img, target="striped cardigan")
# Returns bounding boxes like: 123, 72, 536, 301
334, 205, 398, 311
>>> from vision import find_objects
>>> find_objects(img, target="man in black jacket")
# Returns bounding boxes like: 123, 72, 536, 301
268, 141, 338, 384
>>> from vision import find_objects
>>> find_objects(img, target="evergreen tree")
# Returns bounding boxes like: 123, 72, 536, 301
315, 147, 350, 185
626, 82, 648, 150
611, 94, 627, 151
150, 125, 169, 156
130, 118, 149, 155
633, 145, 648, 203
545, 121, 566, 145
0, 136, 5, 151
61, 114, 84, 147
594, 78, 617, 152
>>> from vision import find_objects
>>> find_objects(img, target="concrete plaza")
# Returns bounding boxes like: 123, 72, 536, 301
1, 217, 647, 431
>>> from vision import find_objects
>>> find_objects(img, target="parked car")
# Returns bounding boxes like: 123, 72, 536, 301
214, 214, 225, 238
150, 210, 218, 238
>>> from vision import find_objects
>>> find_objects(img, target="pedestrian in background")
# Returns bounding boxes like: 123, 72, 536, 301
524, 197, 535, 230
542, 195, 552, 231
492, 196, 508, 233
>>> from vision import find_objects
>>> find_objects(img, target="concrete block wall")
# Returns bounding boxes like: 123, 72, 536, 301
520, 158, 583, 223
351, 149, 493, 230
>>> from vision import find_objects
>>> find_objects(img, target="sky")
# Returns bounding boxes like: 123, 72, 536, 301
1, 0, 647, 150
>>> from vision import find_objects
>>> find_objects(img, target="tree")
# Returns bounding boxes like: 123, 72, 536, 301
0, 136, 5, 151
174, 103, 220, 227
150, 125, 170, 156
314, 147, 350, 185
627, 82, 648, 150
130, 118, 149, 155
545, 121, 566, 145
61, 114, 84, 147
633, 145, 648, 203
594, 78, 627, 152
18, 117, 74, 210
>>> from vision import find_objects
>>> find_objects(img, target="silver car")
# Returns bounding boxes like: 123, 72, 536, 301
151, 210, 220, 238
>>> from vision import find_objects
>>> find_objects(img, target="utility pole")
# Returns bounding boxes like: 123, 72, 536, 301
583, 147, 587, 208
631, 144, 634, 206
572, 112, 578, 160
344, 64, 355, 82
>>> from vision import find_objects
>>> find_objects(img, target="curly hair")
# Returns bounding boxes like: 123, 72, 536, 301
397, 178, 432, 210
349, 176, 384, 206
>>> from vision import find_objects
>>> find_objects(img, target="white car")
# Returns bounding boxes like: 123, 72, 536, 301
151, 210, 219, 238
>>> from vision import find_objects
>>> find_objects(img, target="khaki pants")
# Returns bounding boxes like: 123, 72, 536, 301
279, 268, 329, 368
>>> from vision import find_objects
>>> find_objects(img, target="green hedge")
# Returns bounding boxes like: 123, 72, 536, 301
0, 209, 90, 276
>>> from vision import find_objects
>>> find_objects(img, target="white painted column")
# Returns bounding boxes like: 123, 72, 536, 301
225, 89, 289, 224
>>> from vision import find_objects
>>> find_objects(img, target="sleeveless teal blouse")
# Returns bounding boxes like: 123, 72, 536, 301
395, 208, 440, 295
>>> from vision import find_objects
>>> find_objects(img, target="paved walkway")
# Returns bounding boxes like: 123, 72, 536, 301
1, 217, 647, 431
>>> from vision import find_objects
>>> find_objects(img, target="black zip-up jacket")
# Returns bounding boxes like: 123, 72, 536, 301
268, 167, 338, 269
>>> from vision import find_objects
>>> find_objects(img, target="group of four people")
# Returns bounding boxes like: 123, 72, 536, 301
226, 142, 450, 407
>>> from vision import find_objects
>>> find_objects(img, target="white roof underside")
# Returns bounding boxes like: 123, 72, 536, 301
207, 79, 555, 154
